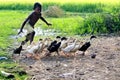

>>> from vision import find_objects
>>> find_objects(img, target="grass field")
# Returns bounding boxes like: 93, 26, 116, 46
1, 0, 120, 12
0, 10, 29, 79
2, 0, 120, 4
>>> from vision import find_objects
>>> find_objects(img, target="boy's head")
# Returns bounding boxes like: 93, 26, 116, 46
33, 2, 42, 12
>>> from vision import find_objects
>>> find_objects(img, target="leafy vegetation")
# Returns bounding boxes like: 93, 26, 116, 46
82, 13, 120, 34
0, 0, 120, 13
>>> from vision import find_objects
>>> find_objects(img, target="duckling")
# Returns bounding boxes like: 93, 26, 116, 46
62, 39, 78, 56
78, 35, 97, 55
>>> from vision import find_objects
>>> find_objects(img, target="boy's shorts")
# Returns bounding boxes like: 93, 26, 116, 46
24, 22, 34, 34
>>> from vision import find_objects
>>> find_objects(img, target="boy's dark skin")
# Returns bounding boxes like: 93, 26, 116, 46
18, 6, 52, 44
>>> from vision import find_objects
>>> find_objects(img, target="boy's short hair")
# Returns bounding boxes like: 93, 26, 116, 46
33, 2, 42, 10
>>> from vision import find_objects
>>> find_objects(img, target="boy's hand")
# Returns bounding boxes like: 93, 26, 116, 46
47, 23, 52, 26
18, 30, 23, 35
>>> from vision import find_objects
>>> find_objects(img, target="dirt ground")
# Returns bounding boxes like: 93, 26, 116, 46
17, 36, 120, 80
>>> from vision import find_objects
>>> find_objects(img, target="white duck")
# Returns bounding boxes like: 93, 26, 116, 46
26, 39, 43, 54
71, 40, 83, 52
36, 39, 44, 53
60, 37, 72, 50
43, 38, 51, 48
62, 39, 78, 55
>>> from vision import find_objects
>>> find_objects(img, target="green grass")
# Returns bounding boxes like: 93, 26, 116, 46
0, 10, 29, 49
47, 16, 84, 34
0, 10, 30, 80
1, 0, 120, 4
0, 0, 120, 13
0, 59, 28, 80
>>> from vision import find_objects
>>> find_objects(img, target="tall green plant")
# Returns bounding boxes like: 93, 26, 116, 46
78, 13, 120, 35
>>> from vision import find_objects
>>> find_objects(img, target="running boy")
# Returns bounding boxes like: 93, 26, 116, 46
18, 2, 52, 45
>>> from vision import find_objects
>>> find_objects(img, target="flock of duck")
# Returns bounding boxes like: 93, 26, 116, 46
13, 35, 97, 59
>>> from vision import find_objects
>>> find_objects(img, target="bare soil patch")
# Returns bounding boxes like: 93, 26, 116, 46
16, 36, 120, 80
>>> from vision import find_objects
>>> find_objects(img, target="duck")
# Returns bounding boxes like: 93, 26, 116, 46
43, 36, 61, 48
47, 40, 57, 51
46, 40, 61, 56
35, 39, 44, 53
43, 38, 52, 48
47, 36, 61, 50
71, 40, 83, 52
62, 39, 78, 56
78, 35, 97, 55
59, 37, 72, 50
24, 39, 44, 59
26, 39, 43, 54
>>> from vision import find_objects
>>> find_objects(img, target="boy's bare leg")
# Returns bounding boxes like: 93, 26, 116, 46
21, 33, 31, 45
30, 31, 35, 44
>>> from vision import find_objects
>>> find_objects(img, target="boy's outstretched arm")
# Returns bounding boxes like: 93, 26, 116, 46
18, 15, 31, 34
18, 21, 26, 34
40, 16, 52, 26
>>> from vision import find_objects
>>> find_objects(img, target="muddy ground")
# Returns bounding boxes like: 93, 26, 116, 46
15, 35, 120, 80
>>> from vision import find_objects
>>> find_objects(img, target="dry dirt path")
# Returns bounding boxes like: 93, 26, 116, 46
18, 36, 120, 80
